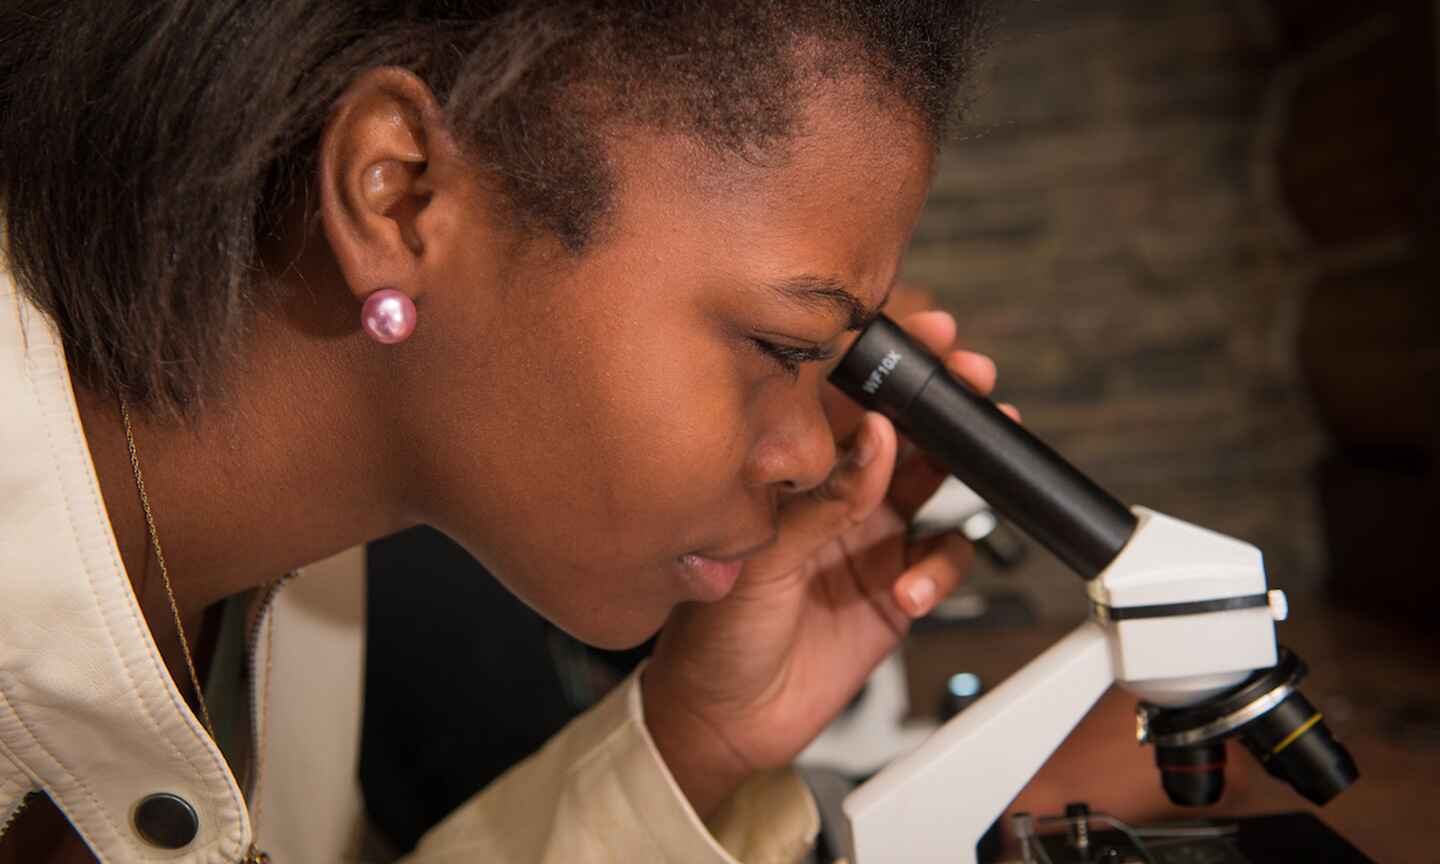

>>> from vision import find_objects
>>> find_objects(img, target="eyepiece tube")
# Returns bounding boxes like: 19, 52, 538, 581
829, 315, 1137, 579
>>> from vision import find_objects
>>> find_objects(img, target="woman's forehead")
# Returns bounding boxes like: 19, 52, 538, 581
605, 85, 933, 240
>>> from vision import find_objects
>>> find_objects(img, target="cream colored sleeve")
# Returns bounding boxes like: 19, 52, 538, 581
399, 667, 820, 864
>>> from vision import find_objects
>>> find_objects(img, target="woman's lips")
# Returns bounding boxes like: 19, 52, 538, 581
677, 553, 746, 603
677, 532, 775, 603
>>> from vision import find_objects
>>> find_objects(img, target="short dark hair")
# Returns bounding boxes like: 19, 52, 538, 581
0, 0, 990, 410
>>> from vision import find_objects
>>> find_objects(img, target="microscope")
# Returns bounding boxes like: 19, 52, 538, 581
828, 316, 1362, 863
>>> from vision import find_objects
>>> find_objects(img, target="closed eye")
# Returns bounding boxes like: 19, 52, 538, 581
751, 338, 838, 379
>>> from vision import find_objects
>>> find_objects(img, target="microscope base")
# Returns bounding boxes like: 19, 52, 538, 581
1019, 809, 1373, 864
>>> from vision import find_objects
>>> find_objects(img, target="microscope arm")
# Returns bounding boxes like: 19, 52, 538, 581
844, 621, 1112, 864
839, 506, 1284, 863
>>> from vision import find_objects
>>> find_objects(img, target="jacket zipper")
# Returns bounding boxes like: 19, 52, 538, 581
245, 576, 288, 798
242, 574, 290, 863
0, 790, 37, 845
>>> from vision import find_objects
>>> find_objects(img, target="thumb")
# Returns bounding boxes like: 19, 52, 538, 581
746, 412, 898, 579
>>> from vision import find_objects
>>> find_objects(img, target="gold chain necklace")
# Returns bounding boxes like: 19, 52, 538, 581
120, 401, 272, 864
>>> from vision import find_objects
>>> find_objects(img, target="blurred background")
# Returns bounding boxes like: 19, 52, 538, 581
901, 0, 1438, 860
363, 2, 1437, 861
913, 0, 1436, 623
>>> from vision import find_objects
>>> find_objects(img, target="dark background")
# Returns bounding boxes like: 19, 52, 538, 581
915, 0, 1438, 627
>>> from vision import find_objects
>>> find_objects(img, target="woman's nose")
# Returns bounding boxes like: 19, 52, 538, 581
747, 396, 838, 494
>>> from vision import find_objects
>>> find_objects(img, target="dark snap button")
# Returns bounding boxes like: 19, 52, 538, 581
133, 792, 199, 849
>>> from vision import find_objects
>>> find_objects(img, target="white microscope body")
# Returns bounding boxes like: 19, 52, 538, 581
843, 507, 1289, 863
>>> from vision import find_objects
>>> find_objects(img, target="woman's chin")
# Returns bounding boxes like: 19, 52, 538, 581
555, 605, 669, 652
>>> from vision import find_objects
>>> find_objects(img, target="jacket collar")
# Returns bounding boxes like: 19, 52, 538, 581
0, 268, 252, 861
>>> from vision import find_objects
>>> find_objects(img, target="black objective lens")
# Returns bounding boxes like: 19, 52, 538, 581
1143, 649, 1358, 807
1239, 689, 1357, 806
1155, 742, 1227, 806
829, 315, 1136, 579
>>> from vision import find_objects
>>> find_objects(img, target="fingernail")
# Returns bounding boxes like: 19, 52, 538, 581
904, 578, 936, 616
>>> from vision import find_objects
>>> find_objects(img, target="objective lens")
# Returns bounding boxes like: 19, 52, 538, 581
1238, 689, 1358, 806
1142, 649, 1358, 808
1155, 741, 1227, 806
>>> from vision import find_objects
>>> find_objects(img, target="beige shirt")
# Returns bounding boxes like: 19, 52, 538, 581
0, 266, 818, 862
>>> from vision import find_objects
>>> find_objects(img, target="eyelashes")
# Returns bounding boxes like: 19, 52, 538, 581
750, 337, 839, 378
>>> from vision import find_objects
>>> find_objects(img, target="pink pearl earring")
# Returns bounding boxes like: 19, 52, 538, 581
360, 288, 417, 344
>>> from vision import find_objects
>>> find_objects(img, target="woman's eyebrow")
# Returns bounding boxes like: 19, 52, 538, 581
762, 274, 893, 331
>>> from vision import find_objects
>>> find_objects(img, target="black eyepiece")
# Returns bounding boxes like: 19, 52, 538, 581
829, 315, 1137, 579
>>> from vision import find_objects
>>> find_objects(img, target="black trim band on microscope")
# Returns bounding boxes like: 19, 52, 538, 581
1092, 593, 1271, 623
829, 315, 1137, 580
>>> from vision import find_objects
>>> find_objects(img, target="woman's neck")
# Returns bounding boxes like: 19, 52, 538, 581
71, 296, 415, 677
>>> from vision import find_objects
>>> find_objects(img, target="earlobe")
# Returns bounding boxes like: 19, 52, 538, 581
318, 67, 445, 309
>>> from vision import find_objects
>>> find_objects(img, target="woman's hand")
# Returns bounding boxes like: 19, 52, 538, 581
643, 309, 1014, 819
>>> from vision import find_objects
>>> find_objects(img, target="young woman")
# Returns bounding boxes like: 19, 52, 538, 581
0, 2, 1001, 861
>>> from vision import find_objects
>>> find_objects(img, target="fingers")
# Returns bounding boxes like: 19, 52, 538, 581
904, 311, 996, 395
945, 350, 997, 396
883, 281, 938, 319
896, 310, 957, 355
944, 348, 1019, 420
894, 532, 975, 618
884, 447, 950, 519
941, 344, 1018, 422
749, 412, 899, 579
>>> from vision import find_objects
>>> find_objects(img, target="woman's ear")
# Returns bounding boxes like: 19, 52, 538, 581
318, 67, 455, 307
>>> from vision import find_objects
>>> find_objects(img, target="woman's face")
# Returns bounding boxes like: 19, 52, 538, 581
411, 83, 935, 648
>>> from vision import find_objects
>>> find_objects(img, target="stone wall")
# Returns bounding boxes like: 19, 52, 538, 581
909, 0, 1330, 618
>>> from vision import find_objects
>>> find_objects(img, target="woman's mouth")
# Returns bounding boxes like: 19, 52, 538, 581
677, 531, 776, 602
677, 553, 746, 602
